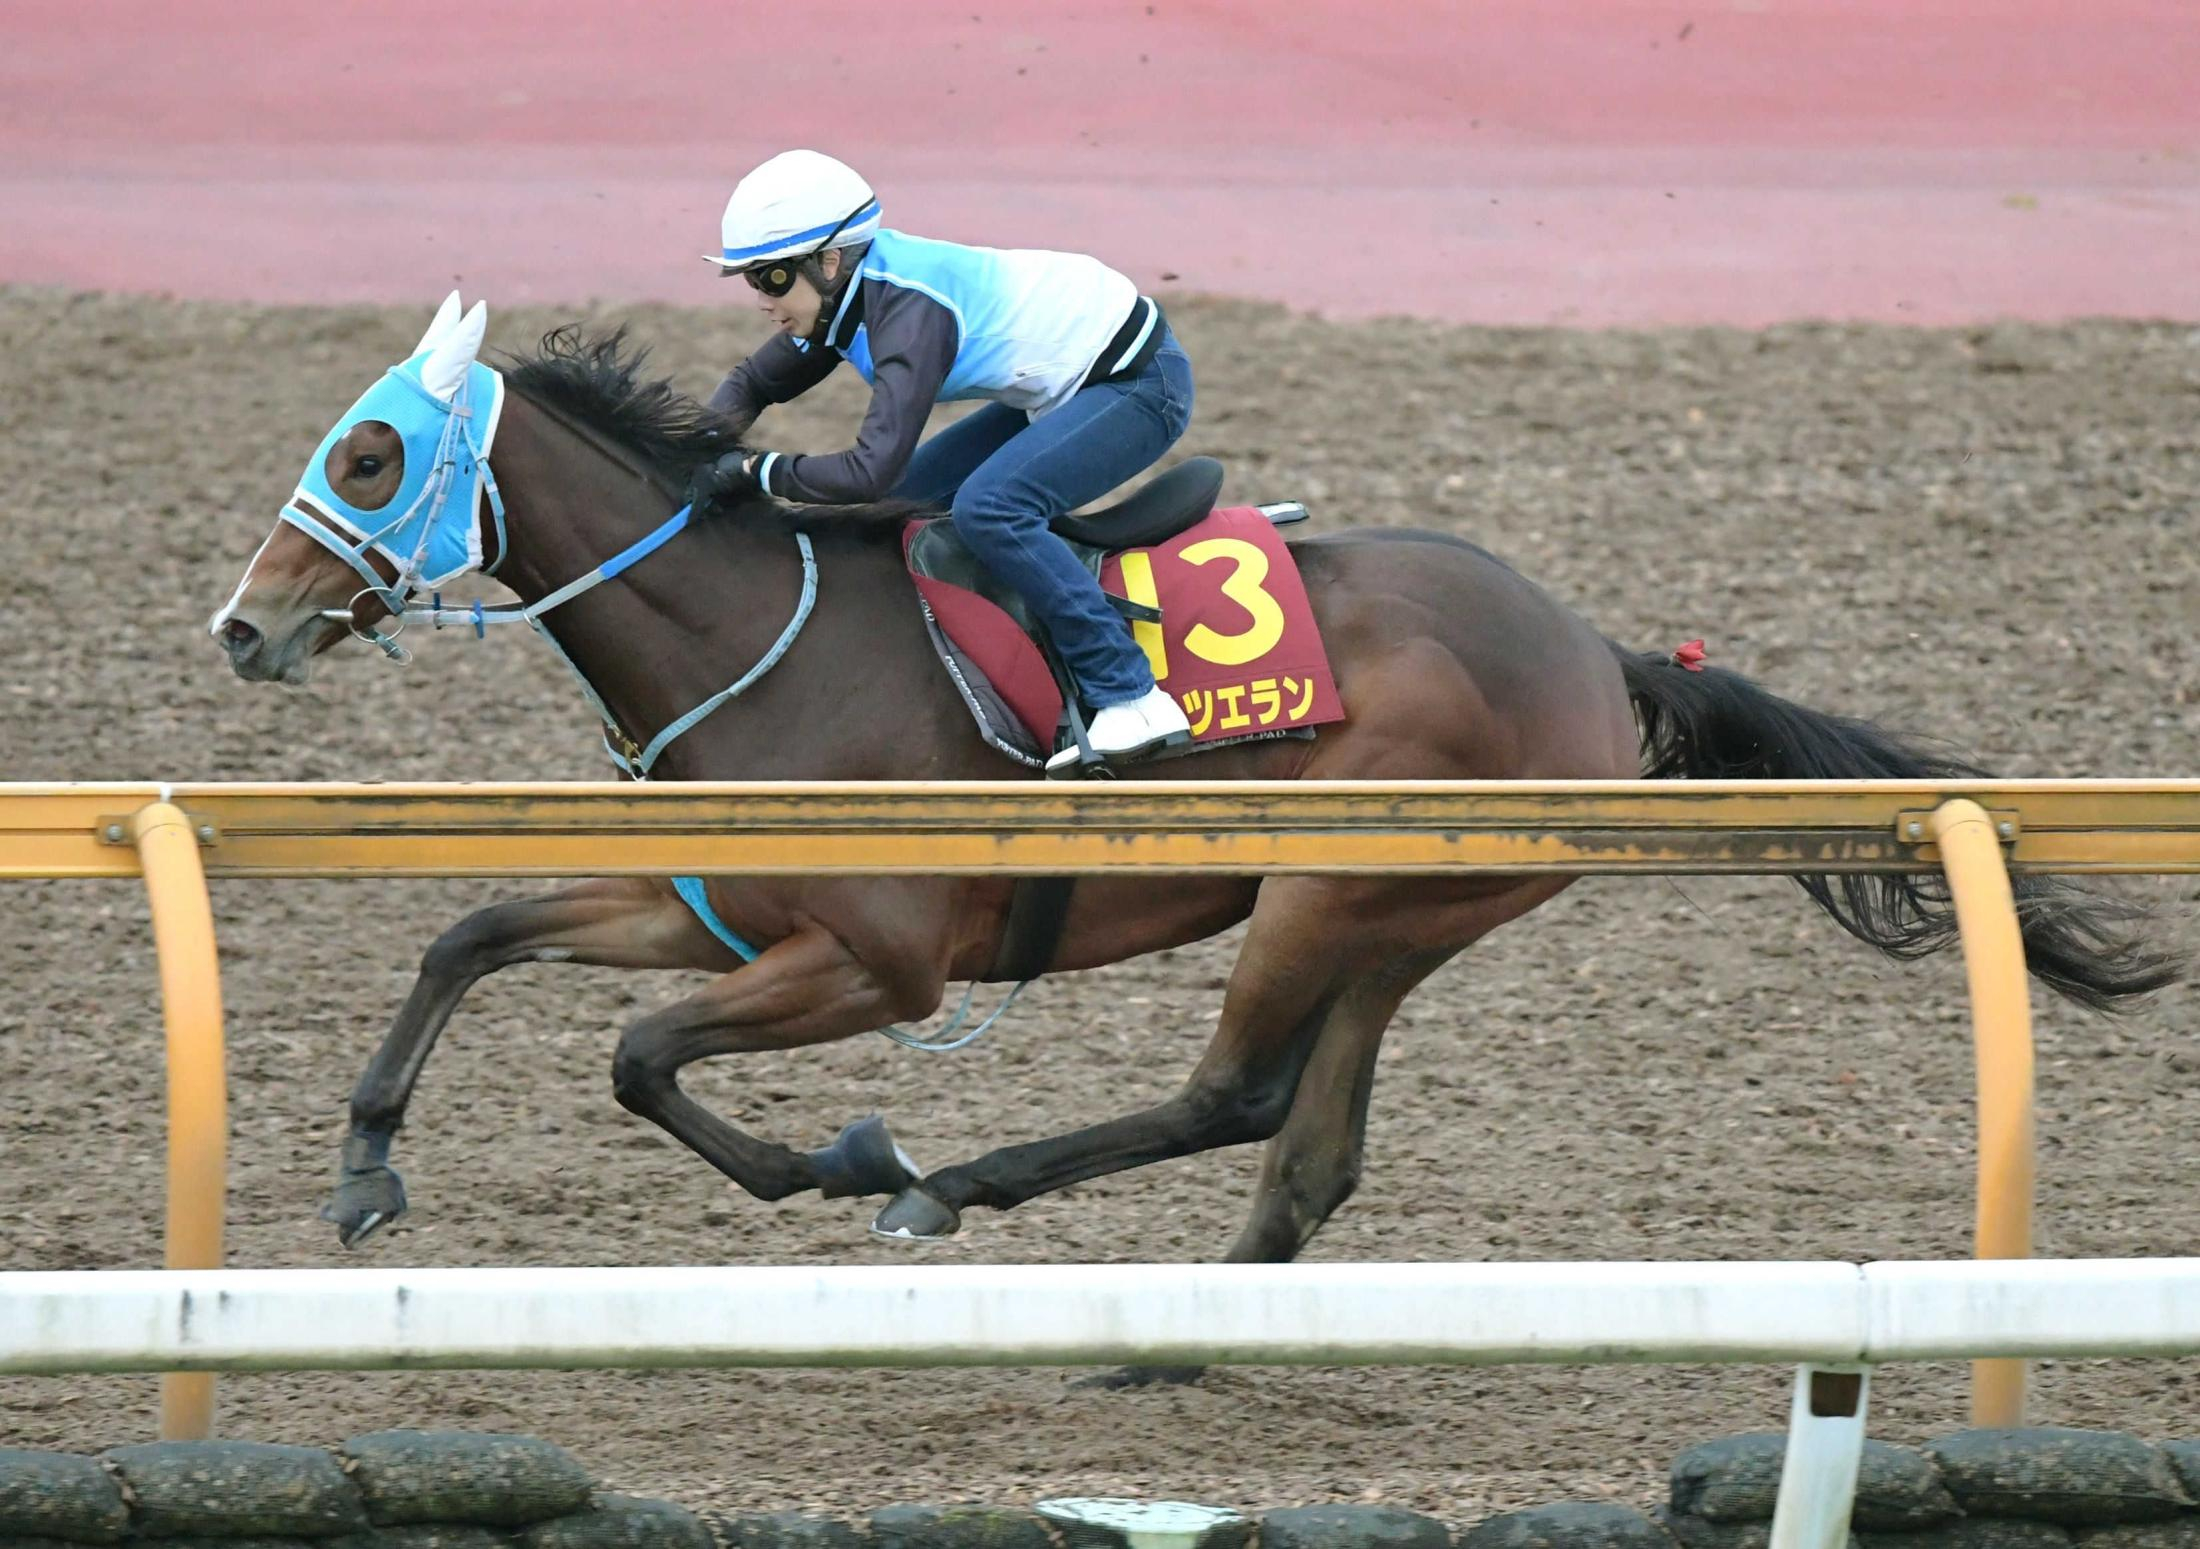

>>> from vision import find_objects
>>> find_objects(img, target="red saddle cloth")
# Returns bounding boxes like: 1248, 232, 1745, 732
904, 505, 1345, 764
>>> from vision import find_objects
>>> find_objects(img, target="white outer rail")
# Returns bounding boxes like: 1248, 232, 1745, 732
10, 1259, 2199, 1549
7, 1259, 2198, 1375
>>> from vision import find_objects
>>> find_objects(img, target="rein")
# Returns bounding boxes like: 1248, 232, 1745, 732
389, 494, 816, 778
287, 367, 1023, 1054
318, 382, 816, 780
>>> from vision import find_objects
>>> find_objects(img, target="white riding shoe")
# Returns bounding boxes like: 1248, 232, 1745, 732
1046, 686, 1193, 775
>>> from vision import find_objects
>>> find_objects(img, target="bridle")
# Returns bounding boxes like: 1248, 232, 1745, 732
283, 376, 816, 779
279, 365, 509, 665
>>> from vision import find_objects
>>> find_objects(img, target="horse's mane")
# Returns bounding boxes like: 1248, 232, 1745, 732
503, 325, 732, 477
499, 325, 916, 534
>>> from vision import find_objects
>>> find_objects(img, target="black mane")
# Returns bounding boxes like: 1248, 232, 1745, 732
501, 325, 734, 480
499, 325, 919, 534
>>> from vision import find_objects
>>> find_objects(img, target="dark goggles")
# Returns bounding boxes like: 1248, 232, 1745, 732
740, 260, 803, 298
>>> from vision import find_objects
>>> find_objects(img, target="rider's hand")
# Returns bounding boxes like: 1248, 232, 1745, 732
687, 452, 765, 512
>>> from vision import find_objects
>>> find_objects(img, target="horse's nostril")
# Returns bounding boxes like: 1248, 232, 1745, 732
221, 618, 263, 657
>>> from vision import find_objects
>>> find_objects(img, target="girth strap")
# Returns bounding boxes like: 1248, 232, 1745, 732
989, 877, 1077, 982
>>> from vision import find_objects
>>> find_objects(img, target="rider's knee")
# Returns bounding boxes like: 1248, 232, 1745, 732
947, 479, 1026, 547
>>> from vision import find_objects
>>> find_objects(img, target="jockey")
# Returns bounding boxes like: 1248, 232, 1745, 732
691, 149, 1194, 774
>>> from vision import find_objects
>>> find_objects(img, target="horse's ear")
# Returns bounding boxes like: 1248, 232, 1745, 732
412, 290, 465, 358
420, 300, 488, 401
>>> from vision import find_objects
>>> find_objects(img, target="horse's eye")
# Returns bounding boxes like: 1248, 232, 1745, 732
355, 454, 383, 478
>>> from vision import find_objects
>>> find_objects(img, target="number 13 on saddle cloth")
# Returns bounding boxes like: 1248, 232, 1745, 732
903, 504, 1346, 767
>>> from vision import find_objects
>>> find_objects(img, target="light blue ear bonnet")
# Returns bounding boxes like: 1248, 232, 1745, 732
280, 343, 507, 605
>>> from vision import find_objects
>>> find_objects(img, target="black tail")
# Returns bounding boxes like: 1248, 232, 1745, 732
1613, 643, 2180, 1011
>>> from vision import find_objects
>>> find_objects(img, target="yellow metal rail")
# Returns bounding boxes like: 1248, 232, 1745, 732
126, 803, 228, 1441
7, 778, 2196, 1436
1926, 800, 2038, 1425
5, 779, 2199, 879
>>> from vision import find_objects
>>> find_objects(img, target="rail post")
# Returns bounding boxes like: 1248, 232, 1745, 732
1768, 1365, 1871, 1549
1926, 798, 2034, 1425
130, 801, 228, 1440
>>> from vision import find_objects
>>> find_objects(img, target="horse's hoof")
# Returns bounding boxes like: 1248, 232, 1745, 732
869, 1186, 961, 1243
811, 1115, 923, 1200
1072, 1364, 1209, 1391
321, 1165, 408, 1249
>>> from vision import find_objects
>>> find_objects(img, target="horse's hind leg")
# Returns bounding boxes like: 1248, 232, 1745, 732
1080, 949, 1450, 1389
874, 875, 1376, 1241
878, 875, 1574, 1242
1217, 880, 1571, 1269
329, 877, 730, 1247
1222, 948, 1456, 1265
1090, 884, 1564, 1388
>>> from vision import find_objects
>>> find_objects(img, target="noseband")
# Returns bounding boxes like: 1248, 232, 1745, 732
278, 363, 509, 665
282, 377, 816, 780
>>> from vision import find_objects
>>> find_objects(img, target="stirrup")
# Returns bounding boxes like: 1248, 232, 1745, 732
1037, 624, 1114, 781
1045, 695, 1115, 781
1046, 715, 1195, 778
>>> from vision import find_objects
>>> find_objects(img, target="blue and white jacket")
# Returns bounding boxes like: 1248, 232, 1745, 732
707, 228, 1163, 505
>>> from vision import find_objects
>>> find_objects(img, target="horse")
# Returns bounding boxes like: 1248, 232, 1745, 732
210, 295, 2177, 1271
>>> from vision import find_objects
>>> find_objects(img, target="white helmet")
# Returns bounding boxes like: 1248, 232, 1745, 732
704, 149, 880, 271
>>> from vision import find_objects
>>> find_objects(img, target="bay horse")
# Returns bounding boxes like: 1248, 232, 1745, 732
211, 297, 2175, 1269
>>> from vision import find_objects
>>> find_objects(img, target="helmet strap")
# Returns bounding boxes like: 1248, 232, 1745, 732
801, 246, 861, 344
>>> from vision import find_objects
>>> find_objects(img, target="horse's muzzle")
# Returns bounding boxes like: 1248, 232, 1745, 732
219, 617, 264, 666
219, 612, 313, 683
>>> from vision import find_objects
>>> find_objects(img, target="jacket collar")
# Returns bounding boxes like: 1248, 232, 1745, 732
822, 262, 867, 352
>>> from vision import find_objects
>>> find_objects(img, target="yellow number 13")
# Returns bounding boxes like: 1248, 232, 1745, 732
1116, 537, 1288, 680
1179, 537, 1287, 666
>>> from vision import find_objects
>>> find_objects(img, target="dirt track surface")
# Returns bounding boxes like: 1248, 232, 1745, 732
2, 290, 2197, 1515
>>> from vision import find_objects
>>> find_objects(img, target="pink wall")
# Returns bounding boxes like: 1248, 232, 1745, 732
6, 0, 2196, 323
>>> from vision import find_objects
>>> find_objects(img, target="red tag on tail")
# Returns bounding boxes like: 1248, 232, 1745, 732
1670, 639, 1707, 672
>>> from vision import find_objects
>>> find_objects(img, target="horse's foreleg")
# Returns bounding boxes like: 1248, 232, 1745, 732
610, 925, 944, 1203
873, 877, 1365, 1242
330, 878, 727, 1247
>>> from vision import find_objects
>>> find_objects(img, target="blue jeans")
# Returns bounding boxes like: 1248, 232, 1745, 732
895, 331, 1194, 708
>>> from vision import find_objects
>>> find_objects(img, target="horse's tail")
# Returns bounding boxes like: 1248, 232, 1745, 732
1610, 641, 2181, 1011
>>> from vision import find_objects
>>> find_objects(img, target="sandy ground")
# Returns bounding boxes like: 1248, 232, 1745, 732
1, 290, 2196, 1519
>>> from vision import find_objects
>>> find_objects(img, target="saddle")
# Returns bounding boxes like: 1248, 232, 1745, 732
904, 456, 1334, 768
901, 456, 1343, 981
1053, 456, 1234, 549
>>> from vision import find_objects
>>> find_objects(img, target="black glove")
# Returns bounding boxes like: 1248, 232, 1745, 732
687, 452, 766, 512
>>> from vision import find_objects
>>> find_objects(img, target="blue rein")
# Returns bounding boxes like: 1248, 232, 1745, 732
288, 391, 1017, 1054
381, 501, 816, 779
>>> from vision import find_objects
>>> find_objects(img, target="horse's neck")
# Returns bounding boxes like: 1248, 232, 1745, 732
485, 395, 914, 779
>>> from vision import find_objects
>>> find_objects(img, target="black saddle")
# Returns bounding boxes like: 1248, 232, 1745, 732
1051, 456, 1225, 548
